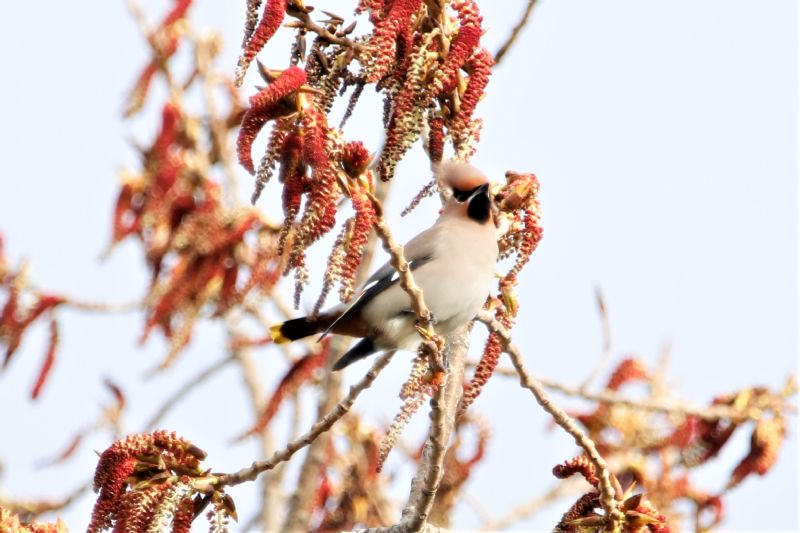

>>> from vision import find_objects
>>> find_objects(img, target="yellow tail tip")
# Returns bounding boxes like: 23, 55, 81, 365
270, 324, 290, 344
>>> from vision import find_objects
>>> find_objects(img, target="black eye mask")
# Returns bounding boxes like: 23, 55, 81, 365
453, 184, 485, 203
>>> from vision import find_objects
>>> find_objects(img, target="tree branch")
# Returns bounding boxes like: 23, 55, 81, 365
288, 9, 366, 54
61, 298, 141, 313
282, 180, 393, 530
213, 350, 395, 487
579, 286, 613, 391
281, 343, 343, 530
367, 192, 441, 365
403, 328, 468, 531
480, 477, 585, 531
476, 310, 624, 530
473, 364, 790, 422
493, 0, 539, 67
144, 355, 234, 430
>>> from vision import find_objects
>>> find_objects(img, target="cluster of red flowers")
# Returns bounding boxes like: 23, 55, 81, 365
231, 0, 498, 306
373, 336, 452, 472
363, 0, 493, 175
310, 418, 393, 531
111, 1, 290, 368
552, 455, 668, 532
0, 234, 65, 399
460, 172, 544, 413
88, 430, 233, 533
312, 141, 376, 313
124, 0, 194, 117
236, 0, 289, 86
566, 357, 793, 529
235, 64, 349, 304
113, 98, 282, 369
337, 142, 376, 301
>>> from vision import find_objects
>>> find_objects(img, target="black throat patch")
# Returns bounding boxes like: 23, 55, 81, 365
467, 191, 491, 223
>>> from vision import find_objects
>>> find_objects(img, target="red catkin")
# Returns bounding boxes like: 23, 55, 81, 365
30, 319, 58, 400
236, 67, 307, 174
238, 0, 288, 84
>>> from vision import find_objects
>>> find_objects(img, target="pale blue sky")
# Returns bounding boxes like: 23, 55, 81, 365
0, 1, 796, 531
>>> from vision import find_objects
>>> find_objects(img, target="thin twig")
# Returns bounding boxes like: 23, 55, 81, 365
282, 341, 344, 530
476, 310, 624, 530
460, 493, 493, 526
126, 0, 180, 97
367, 192, 439, 357
228, 335, 276, 531
480, 478, 585, 531
282, 181, 392, 530
251, 392, 300, 531
62, 298, 141, 313
0, 482, 91, 523
474, 363, 789, 422
290, 10, 366, 54
196, 33, 241, 207
144, 355, 234, 430
493, 0, 539, 67
212, 350, 395, 487
579, 286, 613, 391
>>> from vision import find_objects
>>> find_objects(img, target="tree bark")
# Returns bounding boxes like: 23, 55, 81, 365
402, 326, 468, 531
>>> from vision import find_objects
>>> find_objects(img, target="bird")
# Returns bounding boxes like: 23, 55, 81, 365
270, 162, 499, 370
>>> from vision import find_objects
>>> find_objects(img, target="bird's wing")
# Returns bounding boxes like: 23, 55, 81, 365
319, 228, 439, 339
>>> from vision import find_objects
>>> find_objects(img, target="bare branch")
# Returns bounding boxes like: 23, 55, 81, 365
281, 346, 343, 530
195, 32, 241, 206
476, 363, 791, 422
281, 181, 393, 529
212, 350, 395, 488
62, 298, 141, 313
367, 192, 441, 363
144, 355, 234, 430
476, 310, 624, 529
493, 0, 539, 67
126, 0, 180, 97
228, 337, 280, 531
289, 10, 366, 54
403, 329, 469, 531
0, 482, 90, 523
579, 286, 613, 391
351, 525, 449, 533
480, 478, 585, 531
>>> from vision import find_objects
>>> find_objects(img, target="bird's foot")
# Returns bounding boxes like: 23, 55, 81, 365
414, 321, 431, 340
417, 332, 446, 372
413, 312, 438, 339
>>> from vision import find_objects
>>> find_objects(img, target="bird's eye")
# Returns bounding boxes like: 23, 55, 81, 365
452, 188, 472, 202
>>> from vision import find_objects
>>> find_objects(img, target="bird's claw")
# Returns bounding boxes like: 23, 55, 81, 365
416, 327, 446, 372
414, 322, 433, 340
413, 313, 438, 339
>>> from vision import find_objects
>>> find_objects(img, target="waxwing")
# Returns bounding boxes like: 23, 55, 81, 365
271, 162, 499, 370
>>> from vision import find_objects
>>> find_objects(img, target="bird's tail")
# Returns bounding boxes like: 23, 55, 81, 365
270, 315, 335, 344
332, 338, 378, 370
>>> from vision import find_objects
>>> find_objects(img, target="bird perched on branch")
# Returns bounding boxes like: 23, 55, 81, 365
271, 163, 499, 370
